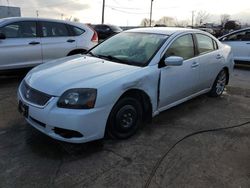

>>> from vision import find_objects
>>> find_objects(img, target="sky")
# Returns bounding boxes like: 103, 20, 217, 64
1, 0, 250, 25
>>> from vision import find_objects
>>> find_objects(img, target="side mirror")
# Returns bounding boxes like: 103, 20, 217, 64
164, 56, 183, 66
0, 33, 6, 40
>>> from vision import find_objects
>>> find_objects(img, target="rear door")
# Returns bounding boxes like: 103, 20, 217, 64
0, 21, 42, 70
195, 33, 223, 90
221, 29, 250, 62
39, 21, 76, 63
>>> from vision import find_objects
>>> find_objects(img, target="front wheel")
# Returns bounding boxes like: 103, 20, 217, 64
209, 69, 227, 97
106, 97, 142, 139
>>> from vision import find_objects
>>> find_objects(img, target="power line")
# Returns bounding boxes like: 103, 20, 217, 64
106, 6, 149, 15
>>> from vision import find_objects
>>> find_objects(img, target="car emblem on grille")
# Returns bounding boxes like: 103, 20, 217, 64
26, 89, 31, 99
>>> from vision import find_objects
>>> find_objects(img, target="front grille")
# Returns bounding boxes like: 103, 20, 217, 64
20, 81, 52, 106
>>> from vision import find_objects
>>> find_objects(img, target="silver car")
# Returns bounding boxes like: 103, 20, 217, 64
219, 27, 250, 65
0, 17, 98, 70
18, 27, 234, 143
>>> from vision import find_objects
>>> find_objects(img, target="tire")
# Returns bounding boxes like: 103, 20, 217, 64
106, 97, 143, 139
209, 69, 227, 97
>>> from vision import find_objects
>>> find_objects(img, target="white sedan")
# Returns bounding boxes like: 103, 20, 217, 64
18, 27, 234, 143
219, 27, 250, 65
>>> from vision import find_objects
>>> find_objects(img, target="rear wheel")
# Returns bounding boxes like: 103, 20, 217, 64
106, 97, 142, 139
209, 69, 227, 97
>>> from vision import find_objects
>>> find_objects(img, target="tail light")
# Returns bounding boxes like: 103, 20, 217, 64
86, 24, 98, 43
91, 30, 98, 42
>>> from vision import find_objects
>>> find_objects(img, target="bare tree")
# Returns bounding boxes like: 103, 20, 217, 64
174, 19, 189, 27
195, 11, 210, 26
140, 18, 153, 27
220, 14, 230, 26
73, 17, 80, 22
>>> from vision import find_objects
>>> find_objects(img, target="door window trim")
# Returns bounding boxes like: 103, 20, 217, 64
193, 33, 218, 56
38, 21, 71, 38
0, 21, 39, 39
159, 33, 196, 68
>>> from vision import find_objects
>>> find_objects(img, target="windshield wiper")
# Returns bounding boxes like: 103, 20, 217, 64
97, 55, 133, 65
87, 51, 101, 58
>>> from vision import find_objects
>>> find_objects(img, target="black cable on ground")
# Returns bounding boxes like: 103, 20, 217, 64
144, 121, 250, 188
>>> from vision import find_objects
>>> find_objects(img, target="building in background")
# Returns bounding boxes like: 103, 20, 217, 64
0, 6, 21, 19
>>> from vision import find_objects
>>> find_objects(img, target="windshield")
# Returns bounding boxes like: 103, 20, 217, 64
89, 32, 168, 67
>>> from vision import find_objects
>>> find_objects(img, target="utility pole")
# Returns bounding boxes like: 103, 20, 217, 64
191, 10, 195, 28
36, 10, 39, 18
102, 0, 105, 24
149, 0, 154, 27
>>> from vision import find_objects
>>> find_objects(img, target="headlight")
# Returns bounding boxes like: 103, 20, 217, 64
57, 88, 97, 109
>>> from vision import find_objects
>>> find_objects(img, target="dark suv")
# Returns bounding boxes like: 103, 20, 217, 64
92, 24, 122, 40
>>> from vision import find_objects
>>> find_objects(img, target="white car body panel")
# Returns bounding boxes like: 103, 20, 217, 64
18, 28, 234, 143
0, 37, 42, 69
0, 17, 97, 70
219, 27, 250, 63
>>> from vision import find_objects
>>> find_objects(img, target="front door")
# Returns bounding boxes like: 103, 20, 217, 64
0, 21, 42, 70
159, 34, 199, 109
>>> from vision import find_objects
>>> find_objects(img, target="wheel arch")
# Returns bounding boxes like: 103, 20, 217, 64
222, 66, 229, 85
111, 88, 153, 123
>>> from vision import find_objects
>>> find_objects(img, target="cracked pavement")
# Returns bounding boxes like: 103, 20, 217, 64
0, 67, 250, 188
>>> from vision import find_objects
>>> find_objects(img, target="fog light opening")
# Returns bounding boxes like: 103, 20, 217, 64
53, 127, 83, 138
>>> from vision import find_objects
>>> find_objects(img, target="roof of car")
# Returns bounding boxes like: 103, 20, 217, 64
124, 27, 201, 35
219, 27, 250, 38
0, 17, 80, 25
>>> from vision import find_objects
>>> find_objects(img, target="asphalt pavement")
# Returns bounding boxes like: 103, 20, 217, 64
0, 67, 249, 188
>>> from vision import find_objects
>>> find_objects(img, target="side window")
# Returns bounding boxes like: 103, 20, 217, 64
165, 34, 195, 60
0, 21, 37, 38
41, 22, 69, 37
196, 34, 214, 54
70, 26, 85, 36
224, 30, 250, 41
242, 30, 250, 41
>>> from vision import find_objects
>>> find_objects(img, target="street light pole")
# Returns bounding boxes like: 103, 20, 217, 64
149, 0, 154, 27
102, 0, 105, 24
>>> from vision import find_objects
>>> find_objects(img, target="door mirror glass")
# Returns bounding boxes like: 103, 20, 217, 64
0, 33, 6, 40
164, 56, 183, 66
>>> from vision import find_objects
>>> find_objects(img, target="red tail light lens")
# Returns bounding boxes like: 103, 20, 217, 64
86, 24, 98, 43
91, 30, 98, 42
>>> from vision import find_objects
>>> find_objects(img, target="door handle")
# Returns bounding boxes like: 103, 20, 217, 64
216, 54, 223, 59
67, 39, 75, 43
191, 62, 199, 68
29, 41, 40, 45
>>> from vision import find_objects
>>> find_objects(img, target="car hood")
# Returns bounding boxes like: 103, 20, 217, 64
25, 55, 141, 96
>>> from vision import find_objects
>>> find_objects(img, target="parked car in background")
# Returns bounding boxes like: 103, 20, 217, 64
198, 28, 215, 35
0, 17, 98, 70
91, 24, 122, 40
18, 27, 234, 143
219, 27, 250, 65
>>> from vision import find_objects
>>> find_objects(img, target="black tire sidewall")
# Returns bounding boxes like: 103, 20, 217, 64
106, 97, 142, 139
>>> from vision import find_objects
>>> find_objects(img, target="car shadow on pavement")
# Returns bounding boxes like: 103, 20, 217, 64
25, 125, 105, 160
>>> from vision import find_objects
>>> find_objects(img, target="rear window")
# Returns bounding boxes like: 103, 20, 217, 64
69, 25, 85, 36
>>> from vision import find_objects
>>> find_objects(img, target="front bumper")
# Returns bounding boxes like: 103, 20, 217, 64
18, 88, 112, 143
